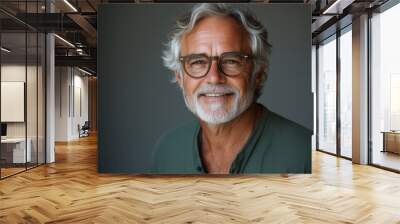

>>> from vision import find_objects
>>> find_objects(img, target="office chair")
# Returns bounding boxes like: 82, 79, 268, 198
78, 121, 90, 138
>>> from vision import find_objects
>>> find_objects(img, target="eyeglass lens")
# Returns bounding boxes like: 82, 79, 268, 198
183, 52, 247, 78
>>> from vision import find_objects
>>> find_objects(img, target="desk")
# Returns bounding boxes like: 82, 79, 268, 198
382, 131, 400, 154
1, 138, 31, 163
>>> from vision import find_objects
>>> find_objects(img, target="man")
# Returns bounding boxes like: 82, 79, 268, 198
151, 3, 311, 174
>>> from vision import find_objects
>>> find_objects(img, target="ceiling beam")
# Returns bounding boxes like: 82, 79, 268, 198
55, 55, 96, 71
67, 13, 97, 47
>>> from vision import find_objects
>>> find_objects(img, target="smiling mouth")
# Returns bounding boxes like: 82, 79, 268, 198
198, 93, 235, 104
200, 93, 234, 97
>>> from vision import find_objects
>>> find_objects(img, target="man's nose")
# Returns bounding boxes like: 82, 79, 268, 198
204, 60, 226, 84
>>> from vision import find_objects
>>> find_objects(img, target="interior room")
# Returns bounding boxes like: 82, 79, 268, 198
0, 0, 399, 223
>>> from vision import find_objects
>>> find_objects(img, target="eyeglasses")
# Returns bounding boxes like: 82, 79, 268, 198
179, 51, 251, 79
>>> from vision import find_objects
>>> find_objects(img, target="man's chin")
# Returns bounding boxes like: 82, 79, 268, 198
196, 107, 237, 125
199, 102, 230, 112
199, 116, 233, 125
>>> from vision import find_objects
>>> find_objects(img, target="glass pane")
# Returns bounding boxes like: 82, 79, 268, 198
318, 36, 337, 154
1, 31, 27, 178
27, 31, 38, 169
26, 2, 39, 170
38, 32, 45, 165
0, 1, 46, 178
340, 29, 352, 158
371, 3, 400, 171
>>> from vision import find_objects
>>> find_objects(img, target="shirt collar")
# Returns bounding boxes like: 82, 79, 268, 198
191, 104, 269, 174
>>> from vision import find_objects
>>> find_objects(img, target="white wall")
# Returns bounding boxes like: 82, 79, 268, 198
1, 66, 26, 137
1, 65, 40, 138
55, 66, 89, 141
1, 64, 46, 164
55, 66, 70, 141
72, 72, 89, 138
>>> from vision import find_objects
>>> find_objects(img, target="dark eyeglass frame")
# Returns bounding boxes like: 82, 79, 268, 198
179, 51, 251, 79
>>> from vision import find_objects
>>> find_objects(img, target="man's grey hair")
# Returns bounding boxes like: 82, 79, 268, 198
162, 3, 272, 98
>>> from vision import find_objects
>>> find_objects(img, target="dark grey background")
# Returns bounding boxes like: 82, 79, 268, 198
98, 4, 312, 173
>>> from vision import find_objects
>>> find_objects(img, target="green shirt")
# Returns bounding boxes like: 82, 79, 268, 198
151, 104, 311, 174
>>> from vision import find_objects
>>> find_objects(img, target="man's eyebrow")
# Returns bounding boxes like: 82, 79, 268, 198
182, 53, 208, 57
185, 51, 243, 56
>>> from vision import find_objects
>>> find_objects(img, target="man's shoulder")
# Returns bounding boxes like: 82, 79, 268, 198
256, 107, 312, 173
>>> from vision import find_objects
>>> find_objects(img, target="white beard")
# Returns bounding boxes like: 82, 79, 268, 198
182, 82, 255, 125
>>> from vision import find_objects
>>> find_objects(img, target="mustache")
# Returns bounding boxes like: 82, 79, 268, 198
194, 84, 238, 96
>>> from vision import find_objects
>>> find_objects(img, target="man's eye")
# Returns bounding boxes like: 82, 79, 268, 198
190, 60, 208, 66
223, 59, 240, 65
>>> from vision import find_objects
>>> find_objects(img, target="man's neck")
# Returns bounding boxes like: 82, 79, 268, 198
199, 103, 262, 173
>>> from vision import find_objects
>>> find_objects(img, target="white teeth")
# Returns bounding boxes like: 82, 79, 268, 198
204, 93, 226, 97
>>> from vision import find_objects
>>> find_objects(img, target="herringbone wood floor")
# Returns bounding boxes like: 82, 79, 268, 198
1, 135, 400, 224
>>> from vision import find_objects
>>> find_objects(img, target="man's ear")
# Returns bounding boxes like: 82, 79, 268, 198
255, 65, 266, 89
174, 71, 183, 88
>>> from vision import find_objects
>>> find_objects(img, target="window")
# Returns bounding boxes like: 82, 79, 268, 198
370, 2, 400, 171
318, 35, 337, 155
339, 27, 352, 158
0, 1, 46, 179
